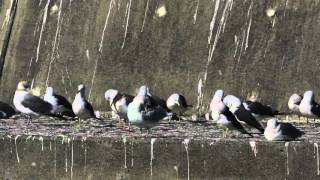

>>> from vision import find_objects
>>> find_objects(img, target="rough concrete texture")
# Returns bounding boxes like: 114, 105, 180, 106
0, 135, 319, 179
1, 0, 320, 112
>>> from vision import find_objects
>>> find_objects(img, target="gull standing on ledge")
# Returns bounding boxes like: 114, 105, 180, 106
166, 93, 192, 119
288, 93, 302, 114
72, 84, 96, 120
13, 81, 53, 124
127, 85, 171, 132
223, 95, 264, 133
44, 87, 75, 118
210, 90, 252, 137
105, 89, 134, 121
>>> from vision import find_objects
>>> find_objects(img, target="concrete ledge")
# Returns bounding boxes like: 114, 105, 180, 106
0, 135, 319, 179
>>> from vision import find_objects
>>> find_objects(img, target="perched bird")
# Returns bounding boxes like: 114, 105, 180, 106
72, 84, 96, 120
44, 87, 75, 118
216, 110, 253, 138
13, 81, 54, 124
264, 119, 304, 141
210, 90, 252, 137
166, 93, 192, 117
299, 91, 320, 118
127, 85, 170, 131
242, 100, 282, 120
104, 89, 134, 121
209, 89, 226, 120
288, 93, 302, 114
223, 95, 264, 133
0, 101, 16, 119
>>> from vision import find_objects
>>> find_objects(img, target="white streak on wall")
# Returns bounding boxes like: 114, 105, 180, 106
35, 0, 51, 63
121, 0, 132, 49
141, 0, 150, 32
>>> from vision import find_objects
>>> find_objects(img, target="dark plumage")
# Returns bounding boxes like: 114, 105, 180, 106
0, 101, 16, 119
244, 100, 281, 116
234, 105, 265, 133
221, 107, 253, 137
21, 95, 53, 114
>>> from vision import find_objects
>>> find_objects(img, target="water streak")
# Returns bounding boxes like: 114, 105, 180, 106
193, 0, 200, 24
14, 135, 20, 163
123, 136, 127, 168
141, 0, 150, 32
249, 141, 257, 157
285, 142, 289, 175
1, 0, 14, 30
35, 0, 51, 63
315, 143, 319, 175
150, 138, 156, 177
183, 139, 191, 180
99, 0, 115, 53
121, 0, 132, 49
46, 0, 63, 87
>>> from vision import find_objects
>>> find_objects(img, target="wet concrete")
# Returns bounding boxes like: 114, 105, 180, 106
0, 115, 319, 179
0, 0, 320, 111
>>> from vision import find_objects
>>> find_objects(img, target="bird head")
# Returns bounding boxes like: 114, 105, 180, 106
104, 89, 119, 102
288, 93, 302, 105
213, 89, 224, 100
17, 81, 30, 91
167, 93, 180, 106
77, 84, 85, 96
267, 118, 278, 129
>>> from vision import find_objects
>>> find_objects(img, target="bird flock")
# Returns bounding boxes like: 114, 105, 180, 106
0, 81, 313, 141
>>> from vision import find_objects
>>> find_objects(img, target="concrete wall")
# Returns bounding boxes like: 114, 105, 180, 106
1, 0, 320, 111
0, 136, 319, 179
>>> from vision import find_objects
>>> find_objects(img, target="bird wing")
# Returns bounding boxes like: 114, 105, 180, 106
142, 105, 167, 122
54, 94, 73, 110
21, 95, 52, 114
84, 100, 96, 117
246, 101, 276, 116
311, 101, 320, 117
234, 105, 264, 133
123, 94, 134, 105
280, 123, 304, 139
223, 107, 253, 137
0, 101, 16, 118
179, 95, 189, 108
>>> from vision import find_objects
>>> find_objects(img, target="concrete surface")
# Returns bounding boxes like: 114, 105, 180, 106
0, 0, 320, 112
